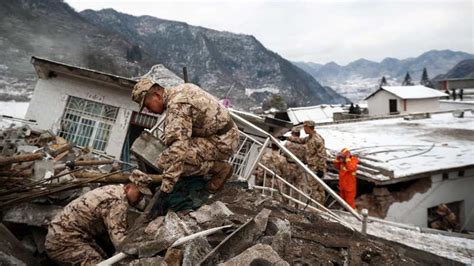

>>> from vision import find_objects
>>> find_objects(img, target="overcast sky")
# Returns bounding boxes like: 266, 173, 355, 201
66, 0, 473, 65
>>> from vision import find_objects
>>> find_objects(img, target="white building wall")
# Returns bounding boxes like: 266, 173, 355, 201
26, 74, 140, 158
367, 90, 402, 116
406, 98, 440, 113
368, 90, 440, 115
385, 168, 474, 231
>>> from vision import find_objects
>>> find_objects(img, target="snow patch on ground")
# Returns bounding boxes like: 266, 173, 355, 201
339, 212, 474, 264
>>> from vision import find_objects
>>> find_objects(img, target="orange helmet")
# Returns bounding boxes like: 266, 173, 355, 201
339, 148, 351, 158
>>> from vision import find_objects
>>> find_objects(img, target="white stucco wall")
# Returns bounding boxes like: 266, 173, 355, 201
367, 90, 401, 116
368, 90, 440, 115
26, 74, 139, 158
385, 168, 474, 231
405, 98, 440, 113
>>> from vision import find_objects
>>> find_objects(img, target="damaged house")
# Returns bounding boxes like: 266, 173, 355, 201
317, 111, 474, 231
24, 56, 173, 161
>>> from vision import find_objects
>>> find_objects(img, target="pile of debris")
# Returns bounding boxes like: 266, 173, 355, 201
102, 186, 454, 265
0, 124, 162, 211
0, 123, 464, 265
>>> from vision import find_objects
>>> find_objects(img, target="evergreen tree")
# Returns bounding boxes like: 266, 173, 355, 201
379, 76, 388, 88
420, 67, 433, 87
262, 94, 287, 111
402, 72, 414, 86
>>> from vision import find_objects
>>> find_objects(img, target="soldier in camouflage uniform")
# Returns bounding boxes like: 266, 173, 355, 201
254, 144, 287, 200
430, 204, 459, 232
255, 144, 287, 187
284, 127, 309, 201
287, 120, 327, 204
132, 79, 239, 217
45, 170, 153, 265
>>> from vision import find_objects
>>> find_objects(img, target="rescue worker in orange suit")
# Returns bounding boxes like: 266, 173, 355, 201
333, 148, 358, 209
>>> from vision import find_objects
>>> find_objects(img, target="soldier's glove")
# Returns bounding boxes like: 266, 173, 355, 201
147, 191, 170, 220
277, 135, 287, 141
316, 170, 324, 178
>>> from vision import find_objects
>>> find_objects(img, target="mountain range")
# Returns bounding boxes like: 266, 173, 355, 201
295, 50, 474, 102
0, 0, 347, 109
433, 59, 474, 80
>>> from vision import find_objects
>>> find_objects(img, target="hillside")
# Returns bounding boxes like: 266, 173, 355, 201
0, 0, 153, 101
80, 9, 347, 109
0, 0, 347, 109
433, 59, 474, 80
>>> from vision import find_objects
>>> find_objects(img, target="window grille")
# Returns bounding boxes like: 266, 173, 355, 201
58, 96, 119, 151
130, 111, 159, 129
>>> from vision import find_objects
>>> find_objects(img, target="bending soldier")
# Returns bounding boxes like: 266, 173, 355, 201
45, 170, 152, 265
132, 78, 239, 218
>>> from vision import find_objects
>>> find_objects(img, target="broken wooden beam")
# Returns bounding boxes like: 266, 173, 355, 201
0, 169, 33, 177
49, 143, 73, 157
0, 152, 44, 166
54, 159, 115, 171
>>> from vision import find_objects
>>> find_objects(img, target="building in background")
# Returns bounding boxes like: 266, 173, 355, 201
365, 85, 447, 116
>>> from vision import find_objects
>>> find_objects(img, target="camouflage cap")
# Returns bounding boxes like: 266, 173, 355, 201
291, 127, 300, 134
303, 120, 315, 127
132, 78, 156, 112
129, 169, 153, 196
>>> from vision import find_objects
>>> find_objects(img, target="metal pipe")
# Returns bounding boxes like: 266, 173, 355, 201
239, 131, 264, 146
230, 111, 361, 220
254, 185, 354, 230
170, 224, 232, 247
361, 209, 368, 235
270, 137, 362, 220
244, 137, 270, 181
96, 252, 128, 266
254, 185, 320, 212
258, 163, 353, 227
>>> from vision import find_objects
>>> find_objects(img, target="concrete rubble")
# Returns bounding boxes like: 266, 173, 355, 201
101, 188, 461, 265
0, 124, 469, 265
0, 123, 153, 264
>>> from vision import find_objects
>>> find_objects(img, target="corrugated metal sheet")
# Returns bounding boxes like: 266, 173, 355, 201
287, 105, 344, 124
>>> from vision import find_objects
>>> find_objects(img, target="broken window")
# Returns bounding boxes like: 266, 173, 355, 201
427, 201, 462, 232
58, 96, 118, 151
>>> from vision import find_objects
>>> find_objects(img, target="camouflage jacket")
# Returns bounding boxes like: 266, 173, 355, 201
288, 132, 327, 172
284, 140, 306, 164
160, 83, 239, 191
47, 185, 128, 248
260, 149, 288, 178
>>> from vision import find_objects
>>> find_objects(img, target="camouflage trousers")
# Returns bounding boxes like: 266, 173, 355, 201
307, 166, 326, 205
158, 127, 239, 193
45, 233, 106, 266
286, 162, 309, 205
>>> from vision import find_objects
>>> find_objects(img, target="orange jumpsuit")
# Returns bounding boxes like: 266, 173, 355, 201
333, 156, 358, 209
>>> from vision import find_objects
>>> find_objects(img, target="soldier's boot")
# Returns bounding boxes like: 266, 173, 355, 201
207, 161, 233, 193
